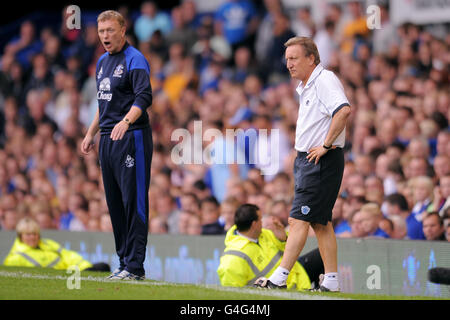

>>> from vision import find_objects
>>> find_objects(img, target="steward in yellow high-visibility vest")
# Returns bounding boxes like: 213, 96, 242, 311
3, 217, 109, 272
4, 237, 93, 270
217, 204, 313, 290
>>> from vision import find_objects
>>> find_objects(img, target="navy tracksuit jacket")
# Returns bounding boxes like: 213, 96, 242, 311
96, 42, 152, 276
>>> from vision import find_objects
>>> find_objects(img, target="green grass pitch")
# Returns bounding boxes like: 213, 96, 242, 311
0, 266, 445, 300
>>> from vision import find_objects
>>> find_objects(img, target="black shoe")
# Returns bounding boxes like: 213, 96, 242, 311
308, 274, 340, 292
309, 285, 340, 292
106, 268, 123, 279
253, 277, 287, 289
108, 269, 145, 281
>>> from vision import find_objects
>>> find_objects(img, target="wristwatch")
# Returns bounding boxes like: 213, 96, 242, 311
122, 118, 131, 125
323, 144, 332, 150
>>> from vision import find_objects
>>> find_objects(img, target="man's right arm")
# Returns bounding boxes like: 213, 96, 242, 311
263, 216, 287, 242
217, 254, 253, 287
81, 109, 99, 155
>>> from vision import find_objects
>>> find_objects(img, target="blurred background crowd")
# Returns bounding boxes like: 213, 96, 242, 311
0, 0, 449, 242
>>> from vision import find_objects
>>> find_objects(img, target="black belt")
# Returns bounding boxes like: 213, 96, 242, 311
297, 147, 342, 157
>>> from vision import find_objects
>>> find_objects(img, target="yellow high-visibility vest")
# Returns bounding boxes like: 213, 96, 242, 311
3, 238, 93, 271
217, 226, 311, 290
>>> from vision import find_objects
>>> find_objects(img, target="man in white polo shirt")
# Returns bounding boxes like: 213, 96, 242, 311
254, 37, 351, 291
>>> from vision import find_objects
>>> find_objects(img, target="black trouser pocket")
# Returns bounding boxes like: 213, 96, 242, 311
294, 156, 321, 192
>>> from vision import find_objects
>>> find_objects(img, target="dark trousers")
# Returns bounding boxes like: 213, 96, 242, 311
99, 127, 153, 276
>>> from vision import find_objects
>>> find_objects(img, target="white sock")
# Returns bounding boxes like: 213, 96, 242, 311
321, 272, 339, 290
268, 267, 290, 286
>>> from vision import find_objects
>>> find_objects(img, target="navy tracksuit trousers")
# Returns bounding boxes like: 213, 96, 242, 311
99, 127, 152, 276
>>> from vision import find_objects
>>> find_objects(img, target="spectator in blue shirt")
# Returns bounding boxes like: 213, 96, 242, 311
262, 12, 295, 83
214, 0, 258, 52
134, 1, 172, 43
332, 195, 348, 233
356, 203, 390, 238
4, 20, 42, 70
335, 195, 366, 236
407, 176, 434, 239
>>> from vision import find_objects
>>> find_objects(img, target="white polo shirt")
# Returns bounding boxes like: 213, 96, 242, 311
294, 64, 349, 152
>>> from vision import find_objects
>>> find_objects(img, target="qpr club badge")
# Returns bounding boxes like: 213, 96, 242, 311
301, 206, 310, 215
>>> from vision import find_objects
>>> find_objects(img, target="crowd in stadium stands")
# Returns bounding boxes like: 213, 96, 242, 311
0, 0, 449, 242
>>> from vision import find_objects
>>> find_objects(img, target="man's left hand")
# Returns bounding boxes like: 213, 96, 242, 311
110, 121, 129, 141
306, 145, 331, 165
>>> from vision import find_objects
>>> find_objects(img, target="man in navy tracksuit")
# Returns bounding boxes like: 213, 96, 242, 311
81, 10, 152, 280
